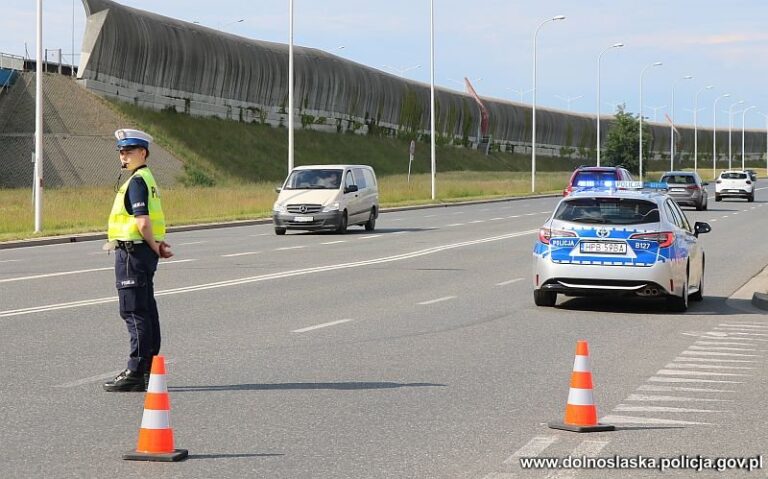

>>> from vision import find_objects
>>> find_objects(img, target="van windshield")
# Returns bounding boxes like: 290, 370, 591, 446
284, 169, 343, 189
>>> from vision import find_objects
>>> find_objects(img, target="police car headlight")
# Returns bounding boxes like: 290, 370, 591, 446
322, 202, 340, 212
273, 202, 287, 214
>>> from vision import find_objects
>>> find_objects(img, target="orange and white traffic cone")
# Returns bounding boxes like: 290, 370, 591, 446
123, 356, 188, 461
549, 340, 614, 433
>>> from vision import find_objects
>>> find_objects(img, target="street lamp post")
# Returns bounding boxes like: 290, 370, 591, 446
531, 14, 566, 192
384, 64, 421, 77
742, 105, 756, 170
759, 112, 768, 177
693, 85, 714, 174
556, 94, 583, 111
670, 75, 693, 171
596, 43, 624, 166
430, 0, 435, 200
639, 61, 662, 181
712, 93, 730, 178
34, 0, 43, 232
288, 1, 294, 173
728, 100, 745, 170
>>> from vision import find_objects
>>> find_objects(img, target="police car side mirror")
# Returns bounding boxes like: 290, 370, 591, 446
275, 186, 282, 193
694, 222, 711, 237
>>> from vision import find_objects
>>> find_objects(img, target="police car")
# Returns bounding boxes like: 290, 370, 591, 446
532, 182, 712, 312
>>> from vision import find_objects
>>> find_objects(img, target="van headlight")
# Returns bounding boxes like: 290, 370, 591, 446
273, 202, 287, 214
322, 202, 340, 212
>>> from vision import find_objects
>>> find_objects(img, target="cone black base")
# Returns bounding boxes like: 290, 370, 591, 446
123, 448, 189, 462
548, 421, 615, 433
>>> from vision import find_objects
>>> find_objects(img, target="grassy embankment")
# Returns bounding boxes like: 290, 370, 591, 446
3, 102, 760, 241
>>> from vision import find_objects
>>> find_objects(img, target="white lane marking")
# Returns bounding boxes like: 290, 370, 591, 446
321, 240, 347, 245
451, 211, 465, 215
358, 235, 381, 240
695, 341, 762, 347
0, 229, 538, 318
680, 350, 760, 357
546, 441, 609, 479
390, 218, 404, 222
496, 278, 524, 286
674, 356, 758, 363
162, 259, 197, 265
275, 246, 306, 251
719, 323, 768, 328
712, 331, 768, 337
445, 223, 465, 227
614, 405, 724, 413
469, 220, 486, 224
0, 259, 21, 263
221, 251, 261, 258
507, 215, 520, 219
714, 328, 768, 335
710, 219, 717, 222
423, 214, 437, 218
665, 362, 755, 370
637, 385, 736, 394
54, 359, 176, 388
291, 319, 353, 333
600, 415, 709, 425
177, 241, 207, 246
689, 345, 759, 352
0, 266, 112, 284
733, 212, 740, 215
656, 369, 748, 377
249, 233, 270, 237
489, 217, 504, 221
418, 296, 456, 305
538, 211, 551, 215
503, 436, 559, 464
625, 394, 731, 403
649, 377, 743, 384
524, 213, 536, 216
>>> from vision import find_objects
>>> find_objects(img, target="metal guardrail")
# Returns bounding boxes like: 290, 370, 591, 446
0, 52, 25, 71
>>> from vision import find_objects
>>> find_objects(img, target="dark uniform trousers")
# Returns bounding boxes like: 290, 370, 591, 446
115, 242, 160, 374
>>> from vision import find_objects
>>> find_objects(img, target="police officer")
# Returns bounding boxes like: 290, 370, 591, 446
103, 129, 173, 392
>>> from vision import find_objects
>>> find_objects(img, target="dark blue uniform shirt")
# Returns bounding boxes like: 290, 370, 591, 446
124, 166, 150, 216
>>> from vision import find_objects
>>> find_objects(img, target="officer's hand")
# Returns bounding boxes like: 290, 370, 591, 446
158, 241, 174, 259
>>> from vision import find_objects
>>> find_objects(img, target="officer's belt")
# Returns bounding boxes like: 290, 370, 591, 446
116, 240, 144, 249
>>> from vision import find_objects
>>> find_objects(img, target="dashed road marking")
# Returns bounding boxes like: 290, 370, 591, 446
656, 369, 749, 377
221, 251, 261, 257
0, 259, 21, 263
275, 246, 306, 251
637, 384, 736, 393
469, 220, 486, 224
0, 267, 112, 284
446, 223, 465, 227
291, 319, 353, 333
503, 436, 559, 464
321, 241, 347, 245
418, 296, 456, 305
358, 235, 381, 240
665, 362, 755, 370
163, 259, 197, 265
177, 241, 207, 246
496, 278, 524, 286
689, 345, 759, 352
614, 405, 725, 413
489, 217, 504, 221
674, 356, 757, 363
546, 440, 609, 479
648, 376, 743, 384
680, 350, 760, 357
249, 233, 270, 237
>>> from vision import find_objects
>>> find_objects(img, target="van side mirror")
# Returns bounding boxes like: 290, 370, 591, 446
345, 184, 358, 193
275, 186, 282, 193
694, 221, 711, 237
701, 182, 709, 186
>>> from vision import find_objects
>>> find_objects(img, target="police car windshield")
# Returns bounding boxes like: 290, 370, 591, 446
285, 169, 342, 189
554, 197, 660, 225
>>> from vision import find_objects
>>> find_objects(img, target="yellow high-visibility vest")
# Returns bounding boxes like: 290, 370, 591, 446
108, 167, 166, 241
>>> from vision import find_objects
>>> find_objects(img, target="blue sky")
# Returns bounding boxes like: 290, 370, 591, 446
2, 0, 768, 128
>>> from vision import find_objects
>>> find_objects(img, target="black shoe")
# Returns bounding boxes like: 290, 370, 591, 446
103, 369, 146, 392
144, 372, 150, 389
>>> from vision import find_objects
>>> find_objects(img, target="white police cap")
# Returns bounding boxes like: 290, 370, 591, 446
115, 128, 153, 150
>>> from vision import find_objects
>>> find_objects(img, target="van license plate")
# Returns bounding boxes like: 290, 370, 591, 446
580, 241, 627, 254
293, 216, 314, 222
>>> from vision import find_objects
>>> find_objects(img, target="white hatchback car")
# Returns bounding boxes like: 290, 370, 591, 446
715, 170, 754, 202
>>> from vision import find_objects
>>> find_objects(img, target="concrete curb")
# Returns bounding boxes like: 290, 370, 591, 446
0, 193, 559, 250
728, 263, 768, 313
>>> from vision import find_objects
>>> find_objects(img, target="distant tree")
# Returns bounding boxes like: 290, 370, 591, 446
602, 105, 652, 174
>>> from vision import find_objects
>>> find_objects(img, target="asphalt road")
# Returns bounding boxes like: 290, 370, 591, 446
1, 188, 767, 478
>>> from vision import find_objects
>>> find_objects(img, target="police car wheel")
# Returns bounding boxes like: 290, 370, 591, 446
533, 289, 557, 307
748, 194, 755, 202
275, 227, 287, 235
667, 277, 689, 313
715, 195, 722, 202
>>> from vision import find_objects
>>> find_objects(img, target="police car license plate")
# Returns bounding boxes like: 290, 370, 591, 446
293, 216, 314, 222
580, 241, 627, 254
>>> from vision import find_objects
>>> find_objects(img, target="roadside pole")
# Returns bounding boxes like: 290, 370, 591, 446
408, 140, 415, 183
